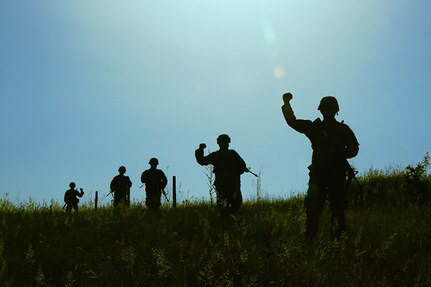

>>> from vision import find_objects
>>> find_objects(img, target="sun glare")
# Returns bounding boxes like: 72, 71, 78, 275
274, 67, 285, 79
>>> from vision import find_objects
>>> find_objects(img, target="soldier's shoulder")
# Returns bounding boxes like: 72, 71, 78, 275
338, 120, 354, 130
338, 120, 357, 136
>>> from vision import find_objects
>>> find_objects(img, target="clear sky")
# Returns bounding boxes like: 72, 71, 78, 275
1, 0, 430, 205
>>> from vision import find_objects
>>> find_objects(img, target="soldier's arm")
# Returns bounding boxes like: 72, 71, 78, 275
141, 171, 147, 184
78, 188, 84, 197
281, 93, 296, 123
281, 93, 313, 134
110, 178, 116, 191
126, 176, 132, 188
160, 171, 168, 189
195, 144, 212, 166
343, 125, 359, 159
234, 151, 247, 174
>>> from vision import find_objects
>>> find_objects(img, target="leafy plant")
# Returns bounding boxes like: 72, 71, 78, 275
404, 152, 430, 203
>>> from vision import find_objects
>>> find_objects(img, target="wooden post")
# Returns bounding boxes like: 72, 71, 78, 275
95, 191, 98, 210
173, 176, 177, 208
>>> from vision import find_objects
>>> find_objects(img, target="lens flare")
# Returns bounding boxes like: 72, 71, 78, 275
274, 67, 285, 79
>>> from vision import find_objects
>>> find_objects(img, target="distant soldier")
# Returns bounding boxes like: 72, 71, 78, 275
281, 93, 359, 238
110, 166, 132, 207
64, 182, 84, 215
141, 158, 168, 210
195, 134, 248, 214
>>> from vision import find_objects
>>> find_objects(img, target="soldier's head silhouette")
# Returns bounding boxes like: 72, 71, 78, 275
149, 158, 159, 168
69, 182, 76, 189
118, 166, 127, 175
217, 134, 231, 150
318, 96, 339, 118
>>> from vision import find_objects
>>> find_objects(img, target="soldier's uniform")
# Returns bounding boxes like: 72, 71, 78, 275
64, 182, 84, 213
195, 134, 247, 213
141, 158, 168, 210
110, 166, 132, 207
282, 95, 359, 238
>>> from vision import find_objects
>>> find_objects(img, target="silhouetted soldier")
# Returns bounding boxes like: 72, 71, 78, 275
195, 134, 248, 214
64, 182, 84, 216
281, 93, 359, 238
141, 158, 168, 210
110, 166, 132, 207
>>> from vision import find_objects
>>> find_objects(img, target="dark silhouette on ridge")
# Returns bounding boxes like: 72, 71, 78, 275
64, 182, 84, 217
110, 166, 132, 207
195, 134, 247, 214
141, 158, 168, 210
281, 93, 359, 239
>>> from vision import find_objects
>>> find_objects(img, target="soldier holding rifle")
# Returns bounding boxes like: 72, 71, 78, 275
141, 158, 168, 210
195, 134, 249, 214
110, 166, 132, 207
281, 92, 359, 239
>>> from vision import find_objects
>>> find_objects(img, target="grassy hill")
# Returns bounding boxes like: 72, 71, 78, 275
1, 155, 430, 286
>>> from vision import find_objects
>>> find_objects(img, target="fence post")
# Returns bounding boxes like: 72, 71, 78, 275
173, 176, 177, 208
95, 191, 98, 210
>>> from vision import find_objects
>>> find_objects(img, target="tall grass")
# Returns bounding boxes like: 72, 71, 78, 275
1, 155, 430, 286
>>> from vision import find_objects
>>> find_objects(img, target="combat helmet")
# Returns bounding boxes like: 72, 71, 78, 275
149, 158, 159, 165
217, 134, 231, 144
318, 96, 339, 112
118, 166, 126, 173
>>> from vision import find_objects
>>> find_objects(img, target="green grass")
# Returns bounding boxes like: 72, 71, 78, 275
1, 157, 431, 286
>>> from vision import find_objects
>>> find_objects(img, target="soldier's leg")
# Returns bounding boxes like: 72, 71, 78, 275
146, 191, 160, 210
145, 192, 152, 208
66, 205, 72, 220
126, 190, 130, 207
304, 181, 326, 239
152, 191, 162, 210
113, 192, 120, 207
71, 205, 79, 221
328, 180, 347, 238
215, 186, 229, 213
154, 197, 161, 210
122, 192, 128, 206
229, 182, 243, 213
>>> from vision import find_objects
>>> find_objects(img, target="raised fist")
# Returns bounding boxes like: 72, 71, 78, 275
199, 143, 207, 149
282, 93, 293, 104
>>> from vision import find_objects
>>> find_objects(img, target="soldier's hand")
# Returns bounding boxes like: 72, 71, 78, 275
282, 92, 293, 104
199, 143, 207, 149
80, 188, 83, 192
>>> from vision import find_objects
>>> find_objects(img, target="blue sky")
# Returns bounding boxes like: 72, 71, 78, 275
1, 0, 430, 204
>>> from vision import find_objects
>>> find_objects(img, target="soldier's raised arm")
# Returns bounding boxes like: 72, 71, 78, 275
78, 188, 84, 197
281, 92, 296, 123
195, 143, 212, 166
281, 92, 313, 134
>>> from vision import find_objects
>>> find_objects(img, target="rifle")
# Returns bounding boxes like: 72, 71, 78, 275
330, 160, 362, 237
162, 189, 169, 202
106, 190, 114, 197
246, 167, 259, 177
345, 160, 362, 192
140, 184, 169, 202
